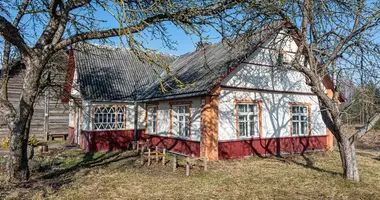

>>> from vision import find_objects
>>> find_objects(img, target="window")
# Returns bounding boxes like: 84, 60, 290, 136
93, 105, 126, 130
172, 105, 190, 137
278, 52, 284, 67
117, 106, 125, 129
291, 104, 309, 135
147, 106, 157, 134
237, 103, 258, 137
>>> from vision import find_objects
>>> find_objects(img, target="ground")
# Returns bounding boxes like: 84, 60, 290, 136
0, 131, 379, 200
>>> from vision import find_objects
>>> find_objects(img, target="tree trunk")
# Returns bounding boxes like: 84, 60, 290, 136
5, 56, 46, 182
337, 137, 360, 181
6, 106, 34, 182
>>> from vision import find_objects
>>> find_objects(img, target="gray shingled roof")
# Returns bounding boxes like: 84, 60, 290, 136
74, 21, 285, 101
142, 22, 286, 100
73, 44, 176, 101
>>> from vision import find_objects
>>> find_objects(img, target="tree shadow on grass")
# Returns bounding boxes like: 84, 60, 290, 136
271, 153, 342, 176
357, 151, 380, 161
41, 150, 140, 180
17, 150, 141, 195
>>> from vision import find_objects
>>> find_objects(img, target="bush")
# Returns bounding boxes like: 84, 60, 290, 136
0, 136, 10, 150
29, 135, 39, 147
0, 135, 40, 149
375, 120, 380, 130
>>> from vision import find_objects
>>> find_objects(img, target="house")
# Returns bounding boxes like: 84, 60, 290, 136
0, 52, 70, 140
68, 22, 336, 160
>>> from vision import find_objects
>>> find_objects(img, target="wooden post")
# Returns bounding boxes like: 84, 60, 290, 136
133, 102, 138, 144
186, 157, 190, 176
173, 155, 177, 172
148, 148, 151, 166
132, 141, 136, 151
43, 91, 49, 141
140, 146, 145, 165
204, 158, 208, 171
155, 146, 158, 162
162, 149, 166, 166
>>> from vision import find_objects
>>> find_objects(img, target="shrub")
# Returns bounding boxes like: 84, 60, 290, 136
28, 135, 40, 147
375, 120, 380, 130
0, 135, 40, 149
0, 136, 10, 150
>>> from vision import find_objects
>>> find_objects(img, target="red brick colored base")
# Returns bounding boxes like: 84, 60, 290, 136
218, 135, 327, 159
68, 126, 75, 144
80, 129, 145, 152
140, 133, 200, 157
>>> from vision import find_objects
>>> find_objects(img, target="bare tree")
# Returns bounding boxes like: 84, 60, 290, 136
0, 0, 245, 182
225, 0, 380, 181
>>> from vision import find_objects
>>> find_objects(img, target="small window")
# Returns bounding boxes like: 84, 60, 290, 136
93, 105, 126, 130
291, 104, 309, 135
172, 105, 190, 137
237, 103, 258, 137
147, 106, 157, 134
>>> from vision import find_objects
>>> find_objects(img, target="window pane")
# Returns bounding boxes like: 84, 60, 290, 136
249, 104, 255, 112
173, 106, 178, 114
301, 116, 307, 121
179, 106, 183, 113
292, 106, 298, 113
238, 105, 246, 113
293, 116, 299, 120
239, 115, 246, 121
293, 122, 299, 135
184, 106, 189, 113
249, 122, 255, 136
301, 122, 308, 135
179, 122, 183, 136
239, 122, 245, 136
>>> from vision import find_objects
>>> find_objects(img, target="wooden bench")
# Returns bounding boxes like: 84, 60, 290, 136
141, 146, 167, 166
48, 133, 68, 141
172, 156, 208, 176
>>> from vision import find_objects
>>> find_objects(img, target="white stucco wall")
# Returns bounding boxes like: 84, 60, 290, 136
126, 103, 146, 129
222, 32, 310, 93
219, 32, 326, 141
218, 89, 326, 141
149, 97, 202, 141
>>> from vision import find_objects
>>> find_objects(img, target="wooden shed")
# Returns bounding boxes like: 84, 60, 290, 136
0, 52, 70, 140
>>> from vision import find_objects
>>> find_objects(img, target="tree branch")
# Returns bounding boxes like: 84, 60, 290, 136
350, 113, 380, 142
53, 0, 238, 51
0, 15, 33, 57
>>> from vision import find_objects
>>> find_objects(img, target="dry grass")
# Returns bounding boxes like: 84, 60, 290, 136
51, 150, 380, 200
1, 148, 379, 200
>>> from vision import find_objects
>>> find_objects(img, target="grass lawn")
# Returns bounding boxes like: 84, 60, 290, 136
1, 147, 380, 200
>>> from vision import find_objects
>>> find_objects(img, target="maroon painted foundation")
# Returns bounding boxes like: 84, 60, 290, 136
140, 133, 200, 157
80, 129, 145, 152
68, 126, 75, 144
218, 135, 327, 159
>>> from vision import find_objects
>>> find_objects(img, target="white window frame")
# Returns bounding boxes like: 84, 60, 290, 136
147, 106, 157, 134
93, 105, 126, 131
171, 105, 191, 138
291, 104, 309, 136
237, 103, 259, 138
